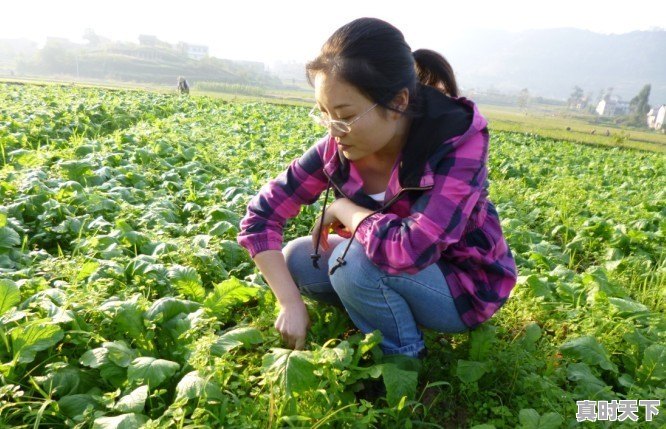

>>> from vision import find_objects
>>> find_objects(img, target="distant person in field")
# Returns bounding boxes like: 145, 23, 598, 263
237, 18, 517, 359
177, 76, 189, 95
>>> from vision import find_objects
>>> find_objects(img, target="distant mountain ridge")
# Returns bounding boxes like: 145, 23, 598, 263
0, 37, 281, 88
443, 28, 666, 104
3, 29, 665, 105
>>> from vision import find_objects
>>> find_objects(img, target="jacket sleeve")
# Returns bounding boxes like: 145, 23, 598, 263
237, 137, 329, 258
353, 129, 489, 274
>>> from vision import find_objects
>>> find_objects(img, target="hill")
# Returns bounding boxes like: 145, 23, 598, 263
443, 28, 666, 103
0, 37, 282, 88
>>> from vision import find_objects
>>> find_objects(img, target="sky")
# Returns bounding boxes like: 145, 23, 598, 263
2, 0, 664, 64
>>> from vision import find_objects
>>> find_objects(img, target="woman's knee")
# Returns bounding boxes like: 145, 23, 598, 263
283, 236, 313, 282
328, 239, 379, 294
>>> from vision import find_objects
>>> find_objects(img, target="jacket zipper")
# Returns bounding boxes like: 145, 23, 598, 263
378, 185, 434, 212
322, 170, 434, 212
322, 170, 435, 275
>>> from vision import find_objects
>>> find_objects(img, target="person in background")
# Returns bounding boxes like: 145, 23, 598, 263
177, 76, 189, 95
237, 17, 517, 359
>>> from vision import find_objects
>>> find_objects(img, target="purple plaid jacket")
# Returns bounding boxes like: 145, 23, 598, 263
238, 86, 517, 328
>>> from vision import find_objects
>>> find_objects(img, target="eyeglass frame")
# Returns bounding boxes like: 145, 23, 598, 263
309, 102, 378, 134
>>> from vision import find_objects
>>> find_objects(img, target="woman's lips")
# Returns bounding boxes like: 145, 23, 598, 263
334, 137, 351, 149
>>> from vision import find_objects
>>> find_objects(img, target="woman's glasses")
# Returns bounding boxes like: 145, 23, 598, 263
309, 103, 378, 134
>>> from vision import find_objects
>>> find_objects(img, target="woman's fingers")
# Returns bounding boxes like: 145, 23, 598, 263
282, 333, 296, 349
275, 321, 295, 348
275, 304, 310, 350
294, 336, 306, 350
320, 227, 329, 251
311, 216, 331, 252
279, 330, 302, 350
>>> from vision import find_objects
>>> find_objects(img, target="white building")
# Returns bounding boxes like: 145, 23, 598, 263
647, 108, 656, 128
177, 42, 209, 60
596, 98, 630, 116
647, 105, 665, 130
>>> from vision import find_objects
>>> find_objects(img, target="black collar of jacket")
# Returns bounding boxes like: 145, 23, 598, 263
333, 84, 473, 189
399, 84, 473, 188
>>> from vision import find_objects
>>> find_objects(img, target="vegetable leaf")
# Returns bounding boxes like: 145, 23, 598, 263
456, 360, 489, 383
92, 413, 149, 429
637, 344, 666, 386
0, 279, 20, 316
58, 394, 102, 418
175, 371, 223, 401
518, 408, 563, 429
11, 321, 64, 364
560, 336, 617, 372
211, 326, 263, 355
114, 385, 149, 413
0, 227, 21, 249
203, 277, 258, 319
381, 362, 418, 407
168, 265, 205, 302
144, 297, 200, 323
127, 357, 180, 388
262, 348, 317, 396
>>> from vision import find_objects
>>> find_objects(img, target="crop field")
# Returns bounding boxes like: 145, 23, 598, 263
0, 83, 664, 428
479, 106, 666, 153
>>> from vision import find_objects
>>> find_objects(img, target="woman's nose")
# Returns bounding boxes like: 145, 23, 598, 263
329, 126, 347, 139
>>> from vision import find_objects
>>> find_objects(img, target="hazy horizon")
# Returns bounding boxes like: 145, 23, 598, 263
3, 0, 665, 65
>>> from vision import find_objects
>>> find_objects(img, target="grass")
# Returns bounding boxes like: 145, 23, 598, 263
482, 105, 666, 153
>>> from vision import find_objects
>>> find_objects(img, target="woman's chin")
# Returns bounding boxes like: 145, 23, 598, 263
343, 152, 363, 162
339, 148, 355, 159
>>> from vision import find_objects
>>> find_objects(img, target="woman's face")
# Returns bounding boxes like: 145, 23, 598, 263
313, 73, 403, 162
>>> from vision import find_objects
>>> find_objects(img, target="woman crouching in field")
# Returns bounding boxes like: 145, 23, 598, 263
237, 17, 517, 358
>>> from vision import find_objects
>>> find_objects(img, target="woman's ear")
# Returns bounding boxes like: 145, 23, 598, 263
391, 88, 410, 117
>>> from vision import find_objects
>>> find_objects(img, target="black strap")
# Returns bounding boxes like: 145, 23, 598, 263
310, 182, 332, 269
328, 208, 382, 275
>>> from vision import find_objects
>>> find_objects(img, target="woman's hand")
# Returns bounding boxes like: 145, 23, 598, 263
311, 198, 345, 252
252, 250, 311, 350
311, 198, 372, 251
274, 300, 310, 350
312, 219, 346, 252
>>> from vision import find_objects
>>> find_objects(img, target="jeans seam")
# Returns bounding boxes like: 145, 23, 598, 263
298, 281, 332, 290
382, 341, 425, 355
380, 275, 466, 332
380, 275, 453, 300
379, 277, 415, 350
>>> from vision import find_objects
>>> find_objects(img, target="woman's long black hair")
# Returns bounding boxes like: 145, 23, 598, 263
306, 17, 459, 112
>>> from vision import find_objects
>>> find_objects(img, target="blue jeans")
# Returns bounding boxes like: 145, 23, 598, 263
283, 235, 469, 358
